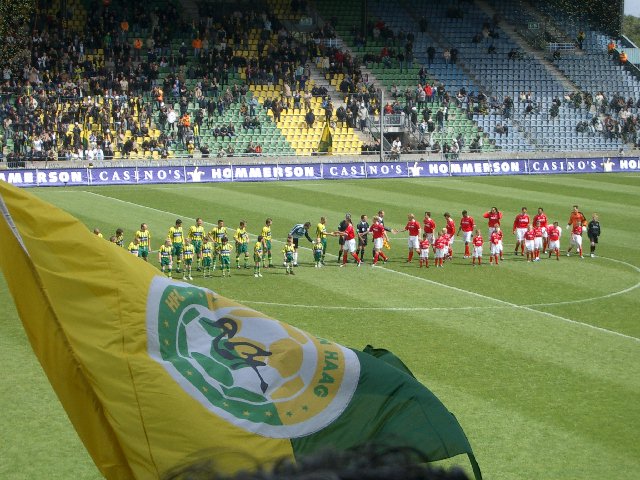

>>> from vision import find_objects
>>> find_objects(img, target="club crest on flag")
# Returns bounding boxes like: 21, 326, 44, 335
146, 277, 360, 438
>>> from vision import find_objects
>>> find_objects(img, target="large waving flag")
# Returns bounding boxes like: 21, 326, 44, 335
0, 181, 481, 480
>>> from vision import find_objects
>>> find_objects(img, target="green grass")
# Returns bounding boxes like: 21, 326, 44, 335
1, 174, 640, 480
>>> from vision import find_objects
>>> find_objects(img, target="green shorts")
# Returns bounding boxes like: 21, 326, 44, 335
236, 243, 248, 254
254, 254, 262, 263
160, 258, 171, 266
221, 257, 231, 266
314, 251, 322, 261
285, 252, 294, 263
202, 257, 212, 267
184, 258, 193, 266
192, 240, 202, 254
172, 243, 183, 256
265, 239, 272, 251
139, 246, 149, 258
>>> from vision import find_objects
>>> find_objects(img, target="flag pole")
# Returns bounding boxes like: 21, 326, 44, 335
379, 88, 384, 163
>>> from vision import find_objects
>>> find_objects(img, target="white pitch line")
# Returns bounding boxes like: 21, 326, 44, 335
239, 300, 510, 312
372, 266, 640, 343
523, 256, 640, 307
66, 190, 640, 343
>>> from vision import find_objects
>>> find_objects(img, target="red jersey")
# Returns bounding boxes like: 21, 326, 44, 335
404, 220, 421, 236
533, 226, 543, 238
441, 233, 451, 244
513, 213, 530, 230
524, 230, 536, 241
572, 224, 583, 235
369, 223, 386, 239
445, 217, 456, 235
490, 231, 502, 245
423, 217, 436, 234
434, 236, 447, 249
419, 239, 430, 251
473, 235, 483, 247
344, 223, 356, 240
460, 216, 475, 232
547, 226, 561, 241
533, 213, 548, 228
483, 211, 502, 228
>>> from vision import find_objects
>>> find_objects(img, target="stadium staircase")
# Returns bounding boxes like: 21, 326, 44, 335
311, 0, 495, 153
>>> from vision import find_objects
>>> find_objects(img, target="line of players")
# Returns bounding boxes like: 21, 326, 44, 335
392, 205, 601, 268
99, 204, 602, 277
102, 218, 279, 279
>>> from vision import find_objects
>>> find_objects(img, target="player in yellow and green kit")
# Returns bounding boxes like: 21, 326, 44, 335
168, 219, 184, 273
261, 218, 273, 268
182, 238, 195, 280
114, 228, 125, 247
201, 236, 214, 278
189, 217, 205, 270
313, 237, 324, 268
209, 219, 227, 271
234, 220, 250, 269
135, 223, 151, 261
219, 236, 233, 277
254, 235, 264, 278
158, 238, 173, 277
127, 237, 140, 257
282, 235, 296, 275
315, 216, 332, 265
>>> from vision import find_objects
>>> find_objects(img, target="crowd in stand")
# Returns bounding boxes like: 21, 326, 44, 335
1, 0, 639, 163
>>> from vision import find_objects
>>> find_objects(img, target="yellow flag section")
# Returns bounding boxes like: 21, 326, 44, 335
0, 181, 321, 479
317, 122, 332, 154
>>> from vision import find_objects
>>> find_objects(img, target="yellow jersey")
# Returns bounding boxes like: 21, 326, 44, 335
183, 244, 195, 260
261, 225, 272, 241
202, 241, 214, 259
234, 227, 249, 245
168, 226, 184, 244
136, 229, 151, 247
189, 225, 205, 242
210, 226, 228, 244
316, 222, 328, 239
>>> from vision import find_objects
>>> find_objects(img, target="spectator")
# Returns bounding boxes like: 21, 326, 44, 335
305, 109, 315, 129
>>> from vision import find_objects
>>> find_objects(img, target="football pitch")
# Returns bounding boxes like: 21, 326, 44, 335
1, 173, 639, 480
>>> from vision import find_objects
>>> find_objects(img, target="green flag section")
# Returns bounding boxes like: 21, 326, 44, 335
318, 122, 333, 154
0, 181, 481, 480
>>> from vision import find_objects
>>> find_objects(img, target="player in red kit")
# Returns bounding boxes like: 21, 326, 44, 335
567, 222, 585, 258
369, 216, 389, 266
458, 210, 475, 258
547, 222, 562, 260
512, 207, 530, 255
533, 207, 549, 253
434, 232, 448, 267
483, 207, 502, 236
338, 217, 361, 266
489, 226, 502, 264
419, 233, 430, 268
523, 225, 536, 262
403, 213, 421, 262
423, 211, 437, 246
472, 229, 483, 266
443, 212, 456, 259
533, 221, 544, 261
